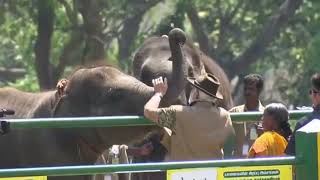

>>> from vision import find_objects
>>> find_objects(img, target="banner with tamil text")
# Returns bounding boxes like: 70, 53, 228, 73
167, 165, 292, 180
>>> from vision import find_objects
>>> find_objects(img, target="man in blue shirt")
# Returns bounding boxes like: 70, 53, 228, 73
285, 73, 320, 155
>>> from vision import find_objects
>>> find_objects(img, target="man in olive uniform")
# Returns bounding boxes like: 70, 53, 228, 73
229, 74, 264, 157
144, 73, 234, 160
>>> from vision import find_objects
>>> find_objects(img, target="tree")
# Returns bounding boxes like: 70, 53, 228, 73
184, 0, 304, 79
0, 0, 162, 90
1, 0, 319, 107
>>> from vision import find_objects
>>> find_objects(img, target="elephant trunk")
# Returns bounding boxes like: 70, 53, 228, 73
164, 28, 187, 105
132, 81, 155, 113
137, 82, 154, 100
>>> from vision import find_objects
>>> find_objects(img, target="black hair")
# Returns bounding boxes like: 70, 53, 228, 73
132, 131, 167, 162
244, 74, 264, 93
264, 103, 292, 141
311, 73, 320, 91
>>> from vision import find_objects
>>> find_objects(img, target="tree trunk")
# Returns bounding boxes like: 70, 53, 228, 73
187, 0, 304, 80
118, 15, 143, 71
118, 0, 163, 71
230, 0, 304, 78
77, 0, 105, 64
34, 0, 55, 90
186, 5, 214, 57
52, 30, 84, 83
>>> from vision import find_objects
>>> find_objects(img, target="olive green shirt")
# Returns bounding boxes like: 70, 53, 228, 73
156, 104, 234, 161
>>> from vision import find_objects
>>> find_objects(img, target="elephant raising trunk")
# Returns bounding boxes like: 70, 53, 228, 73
164, 28, 187, 105
133, 29, 233, 109
135, 28, 188, 106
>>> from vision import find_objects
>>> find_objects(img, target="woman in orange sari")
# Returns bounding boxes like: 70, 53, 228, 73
248, 103, 292, 158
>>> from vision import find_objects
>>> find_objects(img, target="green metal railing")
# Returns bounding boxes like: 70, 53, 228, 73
2, 110, 312, 129
0, 157, 297, 177
230, 109, 311, 122
0, 110, 316, 179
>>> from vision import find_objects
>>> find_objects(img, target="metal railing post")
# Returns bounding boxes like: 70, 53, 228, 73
295, 119, 320, 179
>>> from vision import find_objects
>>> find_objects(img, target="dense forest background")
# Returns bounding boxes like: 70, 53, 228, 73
0, 0, 319, 108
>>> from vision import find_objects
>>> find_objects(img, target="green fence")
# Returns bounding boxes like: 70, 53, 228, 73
3, 110, 312, 129
0, 157, 296, 177
0, 109, 318, 179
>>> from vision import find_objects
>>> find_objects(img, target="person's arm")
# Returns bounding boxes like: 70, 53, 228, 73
254, 151, 268, 157
126, 143, 154, 157
144, 93, 164, 121
144, 77, 178, 131
247, 134, 268, 158
144, 77, 168, 123
248, 147, 267, 158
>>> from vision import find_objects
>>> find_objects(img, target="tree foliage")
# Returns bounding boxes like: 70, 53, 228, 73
0, 0, 319, 106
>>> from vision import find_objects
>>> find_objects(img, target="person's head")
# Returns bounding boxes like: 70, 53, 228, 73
262, 103, 292, 140
187, 73, 223, 105
309, 73, 320, 107
243, 74, 264, 101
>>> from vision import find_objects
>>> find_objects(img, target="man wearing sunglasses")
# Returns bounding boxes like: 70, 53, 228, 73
285, 73, 320, 155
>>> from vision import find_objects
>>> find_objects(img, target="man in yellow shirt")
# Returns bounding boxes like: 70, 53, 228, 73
229, 74, 264, 157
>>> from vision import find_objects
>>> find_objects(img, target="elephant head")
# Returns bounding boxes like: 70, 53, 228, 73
53, 66, 153, 117
133, 29, 205, 105
133, 30, 233, 109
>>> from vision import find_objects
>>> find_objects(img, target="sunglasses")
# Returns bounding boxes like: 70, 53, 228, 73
309, 89, 320, 95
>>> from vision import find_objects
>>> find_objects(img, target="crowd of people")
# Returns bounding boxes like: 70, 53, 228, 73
143, 72, 320, 160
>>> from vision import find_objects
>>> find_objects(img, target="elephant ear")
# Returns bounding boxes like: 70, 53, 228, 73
56, 79, 69, 97
183, 42, 206, 78
51, 79, 73, 117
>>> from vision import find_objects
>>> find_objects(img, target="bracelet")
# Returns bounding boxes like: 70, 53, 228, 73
154, 93, 163, 98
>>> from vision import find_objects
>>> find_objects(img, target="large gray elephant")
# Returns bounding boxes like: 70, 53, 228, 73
0, 28, 187, 180
133, 37, 233, 109
130, 33, 234, 180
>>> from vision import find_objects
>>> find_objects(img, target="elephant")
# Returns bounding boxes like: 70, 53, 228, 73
130, 33, 234, 180
0, 28, 187, 180
132, 36, 233, 109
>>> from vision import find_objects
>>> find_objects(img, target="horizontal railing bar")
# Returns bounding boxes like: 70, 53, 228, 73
5, 116, 153, 129
2, 110, 311, 129
0, 157, 297, 177
230, 109, 311, 122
